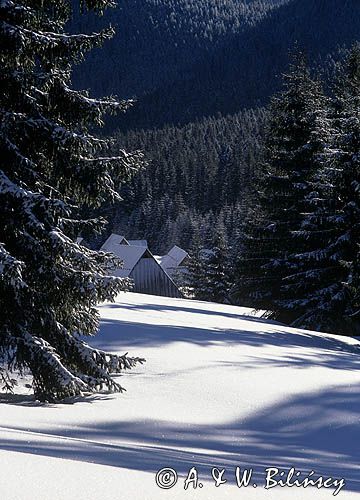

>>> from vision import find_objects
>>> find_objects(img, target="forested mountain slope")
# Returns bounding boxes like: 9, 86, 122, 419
72, 0, 289, 99
73, 0, 360, 131
110, 108, 266, 254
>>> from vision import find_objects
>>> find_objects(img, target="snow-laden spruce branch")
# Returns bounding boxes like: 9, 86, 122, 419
0, 0, 146, 401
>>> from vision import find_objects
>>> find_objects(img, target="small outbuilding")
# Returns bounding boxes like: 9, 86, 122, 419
157, 245, 190, 277
100, 234, 182, 298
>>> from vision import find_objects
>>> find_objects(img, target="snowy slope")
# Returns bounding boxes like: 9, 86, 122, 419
1, 292, 360, 499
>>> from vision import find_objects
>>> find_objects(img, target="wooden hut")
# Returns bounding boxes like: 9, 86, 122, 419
100, 234, 182, 298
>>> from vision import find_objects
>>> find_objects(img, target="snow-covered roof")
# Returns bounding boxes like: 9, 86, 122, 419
168, 246, 188, 264
107, 245, 151, 278
100, 234, 129, 253
128, 239, 148, 248
161, 245, 189, 270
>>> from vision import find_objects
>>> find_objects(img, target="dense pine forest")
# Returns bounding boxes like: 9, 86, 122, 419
111, 107, 266, 254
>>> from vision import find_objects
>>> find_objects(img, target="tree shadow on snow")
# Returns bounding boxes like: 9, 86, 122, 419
94, 318, 360, 373
104, 300, 283, 326
1, 384, 360, 491
0, 391, 118, 407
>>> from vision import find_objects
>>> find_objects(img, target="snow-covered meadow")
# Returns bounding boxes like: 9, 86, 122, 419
1, 292, 360, 499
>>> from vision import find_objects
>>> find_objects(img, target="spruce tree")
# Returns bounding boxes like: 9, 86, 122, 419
185, 223, 232, 303
233, 53, 328, 320
0, 0, 144, 401
185, 229, 208, 300
284, 45, 360, 333
201, 224, 231, 303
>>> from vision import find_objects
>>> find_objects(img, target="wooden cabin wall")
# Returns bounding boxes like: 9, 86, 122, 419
131, 258, 182, 298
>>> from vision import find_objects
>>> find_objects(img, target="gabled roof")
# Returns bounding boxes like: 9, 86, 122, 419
161, 245, 189, 269
106, 245, 152, 278
168, 245, 188, 264
128, 239, 148, 248
100, 234, 129, 253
